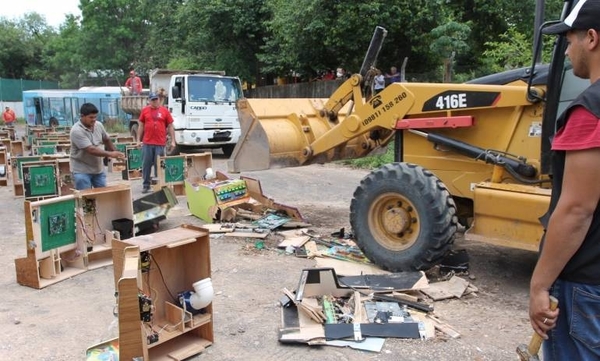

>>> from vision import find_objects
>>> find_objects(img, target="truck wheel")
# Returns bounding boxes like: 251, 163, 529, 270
350, 162, 458, 272
130, 123, 139, 140
222, 144, 235, 157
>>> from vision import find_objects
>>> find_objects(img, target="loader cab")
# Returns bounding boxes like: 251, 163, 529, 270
537, 0, 590, 175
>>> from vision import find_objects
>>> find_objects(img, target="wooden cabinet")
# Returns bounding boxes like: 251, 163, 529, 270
15, 184, 134, 289
112, 224, 213, 360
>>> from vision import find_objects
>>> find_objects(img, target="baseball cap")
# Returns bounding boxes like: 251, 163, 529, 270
148, 92, 159, 100
543, 0, 600, 35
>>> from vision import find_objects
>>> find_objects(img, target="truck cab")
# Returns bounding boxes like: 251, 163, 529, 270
168, 72, 243, 156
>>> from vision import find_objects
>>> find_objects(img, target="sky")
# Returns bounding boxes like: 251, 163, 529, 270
0, 0, 81, 28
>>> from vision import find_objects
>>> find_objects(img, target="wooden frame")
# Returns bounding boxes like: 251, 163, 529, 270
15, 184, 134, 289
112, 224, 213, 360
156, 152, 213, 195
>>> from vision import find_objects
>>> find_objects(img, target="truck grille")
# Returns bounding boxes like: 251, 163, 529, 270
188, 117, 234, 129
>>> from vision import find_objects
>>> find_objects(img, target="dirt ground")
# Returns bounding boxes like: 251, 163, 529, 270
0, 137, 541, 360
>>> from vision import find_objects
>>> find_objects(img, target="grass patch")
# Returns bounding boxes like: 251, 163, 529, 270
104, 119, 128, 133
340, 142, 395, 169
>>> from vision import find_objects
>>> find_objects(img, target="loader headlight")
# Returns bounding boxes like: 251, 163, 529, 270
191, 132, 197, 137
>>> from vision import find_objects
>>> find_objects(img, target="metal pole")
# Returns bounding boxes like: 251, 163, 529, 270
533, 0, 545, 64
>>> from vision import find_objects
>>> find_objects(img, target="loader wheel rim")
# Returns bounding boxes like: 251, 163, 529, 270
368, 192, 419, 251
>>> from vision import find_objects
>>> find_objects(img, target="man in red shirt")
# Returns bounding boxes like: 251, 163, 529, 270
530, 1, 600, 359
3, 106, 16, 127
125, 70, 143, 95
138, 92, 176, 193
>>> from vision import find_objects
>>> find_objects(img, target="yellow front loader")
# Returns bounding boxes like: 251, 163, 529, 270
229, 5, 586, 271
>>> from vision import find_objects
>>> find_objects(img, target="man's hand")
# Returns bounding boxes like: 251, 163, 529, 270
529, 288, 559, 339
108, 151, 126, 159
170, 141, 176, 151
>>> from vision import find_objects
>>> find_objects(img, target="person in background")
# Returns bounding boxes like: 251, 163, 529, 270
336, 67, 347, 79
138, 92, 176, 194
49, 117, 59, 130
322, 69, 335, 81
373, 69, 385, 94
3, 106, 16, 127
70, 103, 124, 190
125, 70, 143, 95
529, 1, 600, 359
385, 66, 402, 84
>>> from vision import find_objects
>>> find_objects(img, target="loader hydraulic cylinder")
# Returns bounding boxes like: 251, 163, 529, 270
409, 130, 537, 178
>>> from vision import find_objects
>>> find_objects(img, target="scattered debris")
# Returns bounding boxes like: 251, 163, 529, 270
278, 268, 431, 347
187, 173, 476, 353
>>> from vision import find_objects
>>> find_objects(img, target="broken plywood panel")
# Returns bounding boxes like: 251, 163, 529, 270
278, 236, 311, 249
339, 272, 429, 292
202, 223, 235, 233
421, 276, 470, 301
224, 231, 268, 239
314, 257, 390, 276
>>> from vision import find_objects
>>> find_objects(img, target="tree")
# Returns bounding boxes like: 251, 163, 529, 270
260, 0, 446, 82
172, 0, 268, 84
79, 0, 149, 76
42, 15, 85, 88
0, 13, 56, 79
429, 21, 471, 82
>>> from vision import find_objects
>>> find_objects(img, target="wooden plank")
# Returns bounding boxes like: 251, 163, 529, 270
426, 314, 461, 339
224, 231, 268, 239
411, 311, 436, 339
201, 223, 235, 233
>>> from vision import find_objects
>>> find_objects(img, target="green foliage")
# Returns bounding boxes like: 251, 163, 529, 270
483, 26, 558, 74
483, 28, 533, 73
104, 121, 128, 133
79, 0, 149, 74
342, 143, 396, 169
429, 21, 471, 59
0, 0, 571, 88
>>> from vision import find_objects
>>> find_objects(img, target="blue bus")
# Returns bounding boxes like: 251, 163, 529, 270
22, 87, 131, 127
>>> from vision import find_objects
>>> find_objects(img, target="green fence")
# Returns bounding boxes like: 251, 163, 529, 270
0, 78, 60, 102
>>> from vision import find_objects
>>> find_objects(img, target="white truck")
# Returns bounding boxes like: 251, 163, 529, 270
121, 69, 243, 156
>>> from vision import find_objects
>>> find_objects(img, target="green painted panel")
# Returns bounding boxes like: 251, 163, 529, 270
40, 198, 76, 252
162, 157, 185, 183
127, 148, 143, 170
23, 164, 58, 197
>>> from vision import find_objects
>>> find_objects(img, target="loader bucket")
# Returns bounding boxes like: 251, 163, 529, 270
228, 98, 369, 172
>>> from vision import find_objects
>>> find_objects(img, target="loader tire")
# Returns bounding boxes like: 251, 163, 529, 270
350, 162, 458, 272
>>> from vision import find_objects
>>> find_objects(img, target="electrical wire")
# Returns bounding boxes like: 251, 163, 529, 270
149, 253, 179, 302
75, 211, 96, 244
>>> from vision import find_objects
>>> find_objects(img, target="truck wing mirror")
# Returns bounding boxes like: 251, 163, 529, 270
171, 86, 181, 99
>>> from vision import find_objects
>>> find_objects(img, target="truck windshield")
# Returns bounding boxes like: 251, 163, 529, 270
187, 76, 242, 103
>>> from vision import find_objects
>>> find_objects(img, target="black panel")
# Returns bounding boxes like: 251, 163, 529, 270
422, 91, 500, 112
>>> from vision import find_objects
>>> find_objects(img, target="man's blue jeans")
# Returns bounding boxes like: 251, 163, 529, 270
142, 144, 165, 189
73, 172, 106, 190
543, 278, 600, 360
